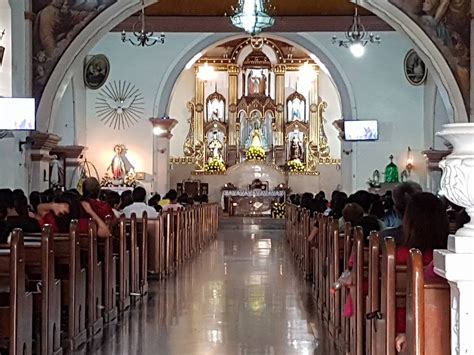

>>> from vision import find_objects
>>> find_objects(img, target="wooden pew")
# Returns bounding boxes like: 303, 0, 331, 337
116, 215, 131, 312
99, 216, 117, 323
23, 225, 62, 355
46, 221, 87, 350
0, 229, 33, 355
338, 222, 353, 353
133, 212, 148, 296
406, 249, 450, 355
352, 226, 365, 355
366, 231, 381, 355
81, 221, 104, 338
147, 215, 164, 279
328, 218, 342, 339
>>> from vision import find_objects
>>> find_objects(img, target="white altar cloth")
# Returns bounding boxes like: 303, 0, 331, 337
221, 190, 285, 209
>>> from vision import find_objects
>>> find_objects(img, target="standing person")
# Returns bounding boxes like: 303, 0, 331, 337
122, 187, 159, 219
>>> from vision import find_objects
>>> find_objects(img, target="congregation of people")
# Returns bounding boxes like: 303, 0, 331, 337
289, 183, 469, 353
0, 177, 209, 243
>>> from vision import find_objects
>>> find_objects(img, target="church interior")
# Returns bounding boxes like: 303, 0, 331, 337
0, 0, 473, 354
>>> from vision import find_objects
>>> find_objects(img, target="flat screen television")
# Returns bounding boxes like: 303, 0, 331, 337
344, 120, 378, 141
0, 97, 36, 130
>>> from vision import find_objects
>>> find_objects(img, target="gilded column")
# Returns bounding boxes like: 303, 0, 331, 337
274, 65, 286, 147
309, 66, 320, 147
194, 67, 205, 144
227, 65, 240, 146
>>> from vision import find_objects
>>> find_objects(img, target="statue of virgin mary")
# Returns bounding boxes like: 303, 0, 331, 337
245, 117, 268, 150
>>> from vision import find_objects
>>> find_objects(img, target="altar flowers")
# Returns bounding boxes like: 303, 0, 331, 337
204, 158, 226, 174
246, 146, 266, 161
287, 159, 305, 173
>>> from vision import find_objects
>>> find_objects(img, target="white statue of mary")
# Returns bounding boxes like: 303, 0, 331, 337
245, 116, 268, 150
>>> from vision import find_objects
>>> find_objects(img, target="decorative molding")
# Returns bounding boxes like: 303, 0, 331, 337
113, 16, 393, 33
30, 132, 61, 151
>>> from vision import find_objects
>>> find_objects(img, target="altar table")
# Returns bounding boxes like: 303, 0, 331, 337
221, 190, 286, 216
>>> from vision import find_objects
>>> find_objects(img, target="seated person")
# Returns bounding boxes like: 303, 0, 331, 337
394, 192, 449, 352
82, 177, 116, 222
104, 190, 122, 218
380, 181, 422, 245
162, 189, 183, 212
122, 187, 159, 219
148, 193, 163, 213
0, 194, 41, 242
37, 191, 110, 237
338, 202, 364, 232
120, 190, 133, 210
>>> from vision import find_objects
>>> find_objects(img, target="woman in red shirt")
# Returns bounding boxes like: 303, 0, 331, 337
395, 192, 449, 352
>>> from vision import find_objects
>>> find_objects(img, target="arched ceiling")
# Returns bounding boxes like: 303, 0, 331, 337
145, 0, 371, 17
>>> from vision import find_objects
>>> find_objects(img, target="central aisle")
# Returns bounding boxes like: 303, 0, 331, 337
87, 224, 339, 354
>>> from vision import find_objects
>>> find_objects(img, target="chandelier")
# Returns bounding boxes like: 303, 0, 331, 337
230, 0, 275, 36
121, 0, 165, 47
332, 6, 380, 58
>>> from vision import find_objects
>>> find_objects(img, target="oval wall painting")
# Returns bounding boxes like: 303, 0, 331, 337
404, 49, 427, 86
84, 54, 110, 90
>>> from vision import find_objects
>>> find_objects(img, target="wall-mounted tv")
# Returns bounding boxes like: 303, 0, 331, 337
0, 98, 36, 130
344, 120, 378, 141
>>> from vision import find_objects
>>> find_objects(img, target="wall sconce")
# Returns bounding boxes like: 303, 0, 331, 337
406, 146, 414, 175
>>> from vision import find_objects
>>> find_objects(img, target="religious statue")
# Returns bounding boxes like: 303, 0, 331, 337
208, 132, 223, 161
245, 116, 269, 150
289, 137, 303, 161
107, 144, 135, 183
384, 155, 399, 183
259, 70, 267, 96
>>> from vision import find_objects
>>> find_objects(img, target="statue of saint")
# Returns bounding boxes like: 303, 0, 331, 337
208, 132, 223, 161
289, 137, 303, 161
384, 155, 399, 183
259, 71, 267, 96
245, 115, 268, 150
108, 144, 135, 182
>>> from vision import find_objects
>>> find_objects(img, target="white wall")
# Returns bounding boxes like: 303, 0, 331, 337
0, 1, 12, 97
56, 31, 450, 195
301, 32, 428, 191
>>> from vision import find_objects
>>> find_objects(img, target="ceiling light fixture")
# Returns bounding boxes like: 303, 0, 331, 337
121, 0, 165, 47
332, 5, 380, 58
230, 0, 275, 36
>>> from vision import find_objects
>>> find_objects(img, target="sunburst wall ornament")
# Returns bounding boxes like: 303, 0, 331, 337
95, 80, 145, 130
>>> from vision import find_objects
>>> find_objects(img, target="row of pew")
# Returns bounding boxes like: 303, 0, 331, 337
286, 205, 451, 355
0, 203, 219, 355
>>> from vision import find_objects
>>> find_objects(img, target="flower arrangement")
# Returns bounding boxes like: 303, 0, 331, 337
100, 172, 137, 187
204, 158, 226, 174
287, 159, 305, 173
272, 202, 286, 219
246, 146, 266, 161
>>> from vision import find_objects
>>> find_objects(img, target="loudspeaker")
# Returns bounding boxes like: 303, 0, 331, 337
0, 46, 4, 66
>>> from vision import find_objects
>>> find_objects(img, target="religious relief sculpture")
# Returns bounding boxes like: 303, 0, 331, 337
286, 91, 307, 123
206, 90, 226, 122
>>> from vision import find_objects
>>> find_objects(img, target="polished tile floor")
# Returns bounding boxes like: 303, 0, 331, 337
84, 228, 339, 355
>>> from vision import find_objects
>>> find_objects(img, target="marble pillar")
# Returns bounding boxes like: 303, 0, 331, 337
150, 118, 178, 195
433, 123, 474, 355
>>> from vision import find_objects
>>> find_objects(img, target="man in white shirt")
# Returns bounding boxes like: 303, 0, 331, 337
122, 187, 159, 219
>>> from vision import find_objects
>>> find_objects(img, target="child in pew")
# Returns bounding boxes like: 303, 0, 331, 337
393, 192, 449, 353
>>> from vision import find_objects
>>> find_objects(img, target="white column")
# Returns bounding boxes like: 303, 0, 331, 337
433, 123, 474, 355
150, 118, 178, 195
